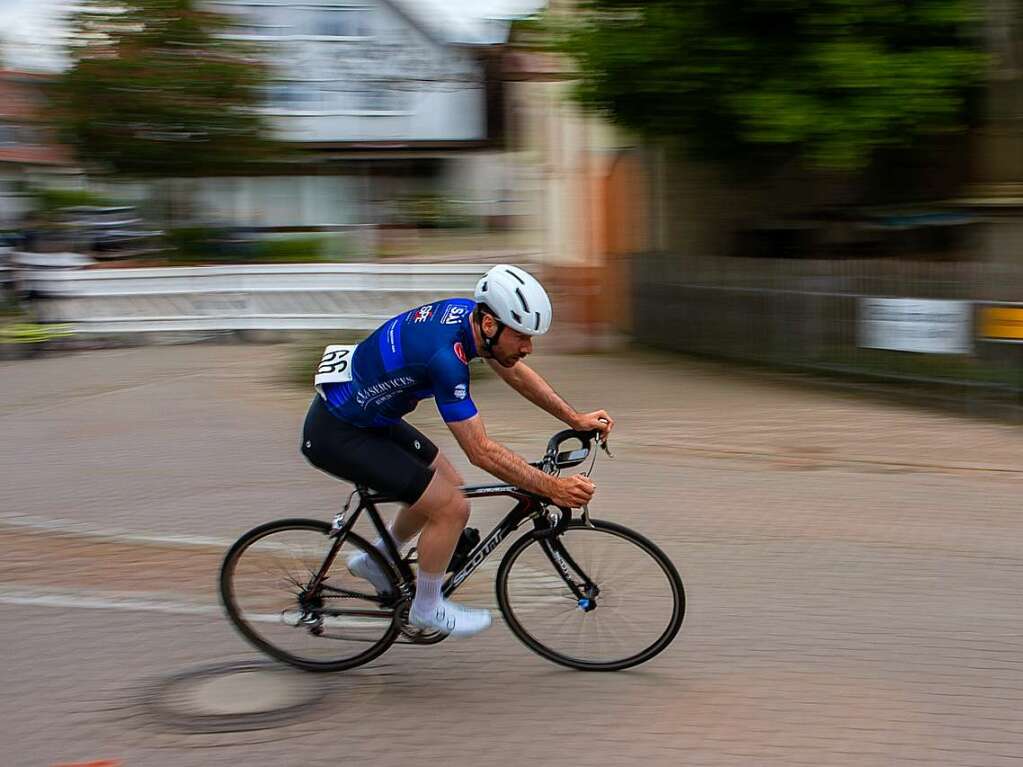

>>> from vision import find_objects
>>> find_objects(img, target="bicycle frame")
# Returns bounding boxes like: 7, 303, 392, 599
308, 481, 595, 606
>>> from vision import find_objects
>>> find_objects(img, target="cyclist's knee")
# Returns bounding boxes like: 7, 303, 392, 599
438, 492, 470, 528
410, 472, 464, 522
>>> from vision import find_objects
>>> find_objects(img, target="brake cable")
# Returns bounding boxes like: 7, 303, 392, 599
579, 435, 612, 528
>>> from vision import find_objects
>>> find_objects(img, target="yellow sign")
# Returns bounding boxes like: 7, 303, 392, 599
980, 306, 1023, 341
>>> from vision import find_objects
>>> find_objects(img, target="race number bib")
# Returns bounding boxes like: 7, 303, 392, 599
314, 344, 357, 398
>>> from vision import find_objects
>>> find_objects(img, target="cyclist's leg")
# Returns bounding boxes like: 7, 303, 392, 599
406, 471, 490, 636
378, 420, 466, 550
379, 423, 488, 635
405, 469, 468, 573
301, 397, 440, 513
303, 400, 488, 634
390, 451, 465, 546
302, 400, 468, 568
432, 451, 465, 486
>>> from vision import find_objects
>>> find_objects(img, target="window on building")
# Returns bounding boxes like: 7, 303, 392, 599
264, 82, 323, 112
306, 7, 370, 38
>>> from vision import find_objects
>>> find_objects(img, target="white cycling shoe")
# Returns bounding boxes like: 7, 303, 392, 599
346, 551, 394, 595
409, 599, 493, 638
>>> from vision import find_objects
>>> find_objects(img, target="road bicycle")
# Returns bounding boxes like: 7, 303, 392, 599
219, 429, 685, 672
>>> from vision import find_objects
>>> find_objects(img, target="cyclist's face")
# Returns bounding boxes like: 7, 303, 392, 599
493, 327, 533, 367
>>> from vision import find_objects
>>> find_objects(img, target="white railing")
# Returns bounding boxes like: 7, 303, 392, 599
24, 262, 486, 333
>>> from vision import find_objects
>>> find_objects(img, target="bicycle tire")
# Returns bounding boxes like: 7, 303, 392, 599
496, 519, 685, 671
220, 518, 402, 672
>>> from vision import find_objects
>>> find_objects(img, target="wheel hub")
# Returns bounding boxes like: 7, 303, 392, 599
577, 585, 600, 612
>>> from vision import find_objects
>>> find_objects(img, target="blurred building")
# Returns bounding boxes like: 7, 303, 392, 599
0, 70, 76, 225
497, 0, 1023, 354
501, 5, 648, 343
961, 0, 1023, 292
161, 0, 542, 234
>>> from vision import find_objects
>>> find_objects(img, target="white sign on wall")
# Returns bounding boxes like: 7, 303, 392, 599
858, 298, 972, 354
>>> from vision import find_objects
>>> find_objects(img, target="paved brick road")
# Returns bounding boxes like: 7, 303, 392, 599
2, 345, 1022, 767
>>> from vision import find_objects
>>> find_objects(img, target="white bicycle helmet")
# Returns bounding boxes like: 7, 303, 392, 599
474, 264, 552, 336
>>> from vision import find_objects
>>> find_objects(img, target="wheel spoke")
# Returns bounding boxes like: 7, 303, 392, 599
497, 521, 684, 670
221, 521, 400, 671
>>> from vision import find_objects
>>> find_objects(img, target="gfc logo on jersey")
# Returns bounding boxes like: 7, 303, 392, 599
441, 304, 469, 325
411, 305, 434, 323
454, 383, 467, 400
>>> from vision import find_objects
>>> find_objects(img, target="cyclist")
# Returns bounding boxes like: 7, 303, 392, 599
301, 264, 614, 639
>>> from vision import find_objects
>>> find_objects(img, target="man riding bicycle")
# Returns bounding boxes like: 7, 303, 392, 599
301, 265, 614, 639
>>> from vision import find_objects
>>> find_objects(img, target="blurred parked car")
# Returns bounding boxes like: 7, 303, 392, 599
56, 206, 164, 259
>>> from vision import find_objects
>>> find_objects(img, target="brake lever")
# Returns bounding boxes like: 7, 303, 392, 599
595, 417, 614, 458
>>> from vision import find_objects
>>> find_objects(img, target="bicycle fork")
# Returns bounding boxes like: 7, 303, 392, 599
540, 537, 600, 612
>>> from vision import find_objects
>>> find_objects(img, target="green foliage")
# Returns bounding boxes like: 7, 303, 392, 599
164, 227, 330, 264
54, 0, 279, 176
812, 346, 1019, 387
164, 226, 217, 260
558, 0, 988, 171
254, 236, 329, 262
0, 323, 74, 344
396, 194, 473, 229
0, 296, 22, 318
32, 187, 121, 213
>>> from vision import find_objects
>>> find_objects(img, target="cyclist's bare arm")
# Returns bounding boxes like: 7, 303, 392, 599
486, 359, 615, 439
446, 415, 594, 508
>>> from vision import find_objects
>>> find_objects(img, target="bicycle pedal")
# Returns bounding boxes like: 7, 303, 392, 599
397, 626, 445, 645
396, 602, 447, 645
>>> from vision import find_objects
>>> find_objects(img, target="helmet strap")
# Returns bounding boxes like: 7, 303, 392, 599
484, 322, 506, 357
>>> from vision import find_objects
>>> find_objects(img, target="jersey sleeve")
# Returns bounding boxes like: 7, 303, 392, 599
429, 347, 478, 423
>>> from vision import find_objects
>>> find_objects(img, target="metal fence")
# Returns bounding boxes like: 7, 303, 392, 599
633, 252, 1023, 417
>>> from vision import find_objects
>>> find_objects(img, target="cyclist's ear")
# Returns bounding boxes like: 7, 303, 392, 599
481, 312, 499, 338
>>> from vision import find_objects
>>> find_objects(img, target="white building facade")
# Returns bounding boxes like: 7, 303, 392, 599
163, 0, 513, 236
212, 0, 489, 144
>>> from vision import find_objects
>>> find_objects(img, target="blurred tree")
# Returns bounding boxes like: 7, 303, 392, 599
54, 0, 277, 176
558, 0, 989, 171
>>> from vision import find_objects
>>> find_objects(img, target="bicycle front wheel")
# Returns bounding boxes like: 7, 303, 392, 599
220, 518, 401, 672
496, 519, 685, 671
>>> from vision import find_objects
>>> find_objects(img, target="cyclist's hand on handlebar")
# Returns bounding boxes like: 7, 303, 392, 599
572, 410, 615, 442
551, 475, 595, 509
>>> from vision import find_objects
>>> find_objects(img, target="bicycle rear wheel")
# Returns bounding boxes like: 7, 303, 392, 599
220, 518, 401, 672
496, 519, 684, 671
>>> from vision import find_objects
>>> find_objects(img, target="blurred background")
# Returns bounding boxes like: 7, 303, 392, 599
4, 2, 1023, 766
0, 0, 1019, 415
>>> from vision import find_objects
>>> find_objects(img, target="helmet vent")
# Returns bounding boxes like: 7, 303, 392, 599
534, 312, 541, 331
511, 310, 523, 324
505, 269, 526, 285
515, 288, 530, 313
481, 281, 488, 292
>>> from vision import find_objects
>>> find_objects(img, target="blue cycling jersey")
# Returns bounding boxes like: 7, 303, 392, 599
321, 298, 479, 427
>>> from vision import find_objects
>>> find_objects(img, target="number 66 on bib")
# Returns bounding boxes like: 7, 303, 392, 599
315, 344, 357, 398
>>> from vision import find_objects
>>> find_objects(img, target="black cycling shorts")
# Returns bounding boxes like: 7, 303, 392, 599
300, 395, 439, 506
